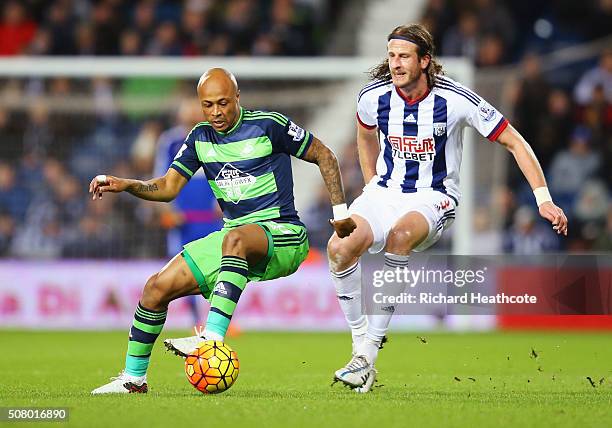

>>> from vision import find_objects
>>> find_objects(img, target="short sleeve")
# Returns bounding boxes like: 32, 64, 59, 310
465, 97, 509, 142
170, 131, 200, 180
357, 91, 377, 130
269, 114, 314, 158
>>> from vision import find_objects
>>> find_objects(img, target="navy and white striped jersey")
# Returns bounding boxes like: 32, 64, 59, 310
356, 75, 509, 203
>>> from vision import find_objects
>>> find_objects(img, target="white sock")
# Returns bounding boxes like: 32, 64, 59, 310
125, 372, 146, 382
203, 329, 223, 342
352, 333, 366, 355
364, 253, 410, 364
360, 336, 381, 365
330, 261, 367, 350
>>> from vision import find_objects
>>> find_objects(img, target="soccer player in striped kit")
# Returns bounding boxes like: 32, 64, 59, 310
90, 68, 356, 394
328, 24, 568, 393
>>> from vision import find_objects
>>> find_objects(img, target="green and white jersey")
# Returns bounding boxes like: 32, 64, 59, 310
171, 108, 313, 227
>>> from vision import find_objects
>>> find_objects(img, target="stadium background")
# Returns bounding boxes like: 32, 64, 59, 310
0, 0, 610, 333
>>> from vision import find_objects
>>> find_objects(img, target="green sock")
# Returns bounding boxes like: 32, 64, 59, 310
125, 302, 167, 377
205, 255, 248, 340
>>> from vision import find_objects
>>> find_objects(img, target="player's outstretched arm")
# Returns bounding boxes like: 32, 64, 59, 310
495, 125, 568, 236
301, 137, 356, 238
89, 168, 188, 202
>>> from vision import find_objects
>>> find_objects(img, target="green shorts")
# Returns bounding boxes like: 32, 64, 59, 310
182, 221, 309, 299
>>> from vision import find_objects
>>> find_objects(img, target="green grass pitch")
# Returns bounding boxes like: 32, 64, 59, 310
1, 330, 611, 427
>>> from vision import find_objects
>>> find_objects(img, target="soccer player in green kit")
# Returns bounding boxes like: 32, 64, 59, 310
90, 68, 356, 394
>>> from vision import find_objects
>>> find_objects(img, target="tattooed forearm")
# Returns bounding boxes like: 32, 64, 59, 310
318, 151, 345, 205
136, 183, 159, 192
122, 172, 184, 202
126, 180, 165, 201
303, 138, 346, 205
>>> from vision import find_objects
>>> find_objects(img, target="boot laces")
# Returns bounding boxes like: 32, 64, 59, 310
346, 355, 368, 371
110, 370, 127, 381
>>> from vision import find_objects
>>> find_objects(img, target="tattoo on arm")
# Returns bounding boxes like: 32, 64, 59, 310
126, 181, 161, 200
136, 183, 159, 193
124, 176, 179, 202
303, 139, 345, 205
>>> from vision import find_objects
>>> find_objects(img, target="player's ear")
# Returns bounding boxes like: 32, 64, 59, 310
420, 54, 431, 71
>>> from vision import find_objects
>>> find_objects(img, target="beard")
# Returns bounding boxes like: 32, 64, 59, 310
392, 67, 422, 89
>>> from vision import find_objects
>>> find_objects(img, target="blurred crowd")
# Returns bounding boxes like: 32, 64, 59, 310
422, 0, 611, 68
0, 0, 340, 57
0, 96, 164, 258
498, 49, 612, 253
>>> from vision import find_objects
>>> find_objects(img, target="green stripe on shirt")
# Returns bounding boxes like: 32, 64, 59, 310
244, 111, 288, 125
195, 137, 273, 163
171, 160, 194, 177
296, 131, 311, 158
223, 206, 281, 227
243, 114, 287, 127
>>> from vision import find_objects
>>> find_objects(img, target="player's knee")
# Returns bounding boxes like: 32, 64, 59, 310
386, 228, 418, 253
327, 234, 343, 260
222, 229, 245, 255
141, 272, 171, 309
327, 235, 357, 270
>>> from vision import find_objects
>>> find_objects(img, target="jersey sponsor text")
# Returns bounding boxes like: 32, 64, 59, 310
389, 135, 436, 161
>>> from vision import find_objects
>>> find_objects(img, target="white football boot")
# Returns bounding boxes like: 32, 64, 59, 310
91, 371, 148, 394
333, 335, 386, 389
333, 354, 373, 388
353, 366, 378, 393
164, 326, 208, 357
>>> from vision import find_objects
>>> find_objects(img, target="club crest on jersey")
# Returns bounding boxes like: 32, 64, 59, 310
214, 163, 256, 204
388, 135, 436, 161
287, 121, 305, 142
433, 122, 446, 136
478, 101, 496, 122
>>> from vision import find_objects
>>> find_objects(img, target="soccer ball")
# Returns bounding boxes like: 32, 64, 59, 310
184, 340, 239, 394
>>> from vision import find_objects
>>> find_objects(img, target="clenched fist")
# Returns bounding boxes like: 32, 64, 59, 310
330, 217, 357, 238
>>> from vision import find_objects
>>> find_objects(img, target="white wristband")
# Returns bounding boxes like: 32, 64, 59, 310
533, 187, 552, 207
332, 203, 349, 221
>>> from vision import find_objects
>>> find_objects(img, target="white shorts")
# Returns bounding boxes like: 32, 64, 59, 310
348, 183, 457, 254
